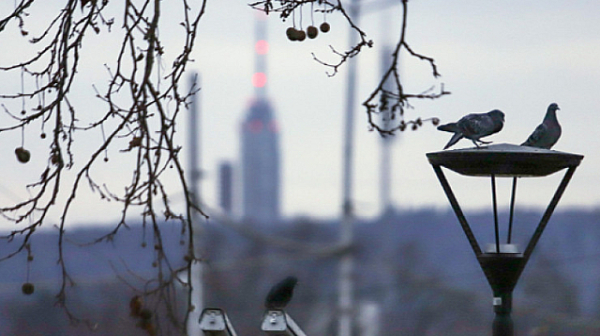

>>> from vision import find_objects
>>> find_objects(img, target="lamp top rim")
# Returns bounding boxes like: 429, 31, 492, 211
427, 143, 583, 177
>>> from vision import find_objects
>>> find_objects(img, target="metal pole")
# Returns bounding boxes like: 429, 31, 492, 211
339, 1, 360, 335
187, 73, 203, 335
432, 165, 482, 255
378, 8, 396, 214
507, 177, 517, 244
492, 291, 513, 336
523, 167, 578, 260
491, 174, 500, 253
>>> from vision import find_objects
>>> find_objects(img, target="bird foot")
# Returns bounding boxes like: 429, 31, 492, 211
473, 140, 492, 148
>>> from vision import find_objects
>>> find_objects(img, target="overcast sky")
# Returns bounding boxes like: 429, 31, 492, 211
1, 1, 599, 225
194, 0, 600, 219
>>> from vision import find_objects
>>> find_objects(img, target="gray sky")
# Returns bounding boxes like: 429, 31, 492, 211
1, 1, 599, 225
195, 0, 600, 219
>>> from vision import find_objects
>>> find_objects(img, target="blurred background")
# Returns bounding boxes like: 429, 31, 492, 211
1, 1, 600, 335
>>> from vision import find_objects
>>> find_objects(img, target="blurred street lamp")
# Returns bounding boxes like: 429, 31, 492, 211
427, 143, 583, 336
199, 308, 238, 336
261, 310, 307, 336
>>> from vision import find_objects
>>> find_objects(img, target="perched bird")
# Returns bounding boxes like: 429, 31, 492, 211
521, 103, 561, 149
265, 276, 298, 310
437, 110, 505, 149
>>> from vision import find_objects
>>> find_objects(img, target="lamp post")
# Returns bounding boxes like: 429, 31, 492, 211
427, 143, 583, 336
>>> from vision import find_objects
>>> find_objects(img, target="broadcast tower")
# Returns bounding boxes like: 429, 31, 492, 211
240, 12, 281, 224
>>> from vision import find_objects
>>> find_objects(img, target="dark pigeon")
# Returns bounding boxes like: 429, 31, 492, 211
437, 109, 505, 149
265, 276, 298, 310
521, 103, 561, 149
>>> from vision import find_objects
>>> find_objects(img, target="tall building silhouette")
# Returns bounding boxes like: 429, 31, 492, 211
218, 161, 233, 215
240, 12, 281, 223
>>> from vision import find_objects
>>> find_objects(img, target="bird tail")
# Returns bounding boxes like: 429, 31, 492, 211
444, 133, 463, 149
437, 122, 459, 133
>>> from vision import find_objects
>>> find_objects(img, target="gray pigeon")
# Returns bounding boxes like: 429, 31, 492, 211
521, 103, 561, 149
437, 110, 505, 149
265, 276, 298, 310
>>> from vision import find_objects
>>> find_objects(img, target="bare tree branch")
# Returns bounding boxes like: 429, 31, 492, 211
1, 0, 448, 334
0, 0, 207, 334
251, 0, 450, 136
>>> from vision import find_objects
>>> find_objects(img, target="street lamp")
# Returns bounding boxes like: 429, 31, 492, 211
199, 308, 239, 336
427, 143, 583, 336
261, 310, 308, 336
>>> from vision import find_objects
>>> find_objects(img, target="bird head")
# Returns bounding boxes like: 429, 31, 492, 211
549, 103, 560, 112
284, 276, 298, 288
488, 109, 505, 122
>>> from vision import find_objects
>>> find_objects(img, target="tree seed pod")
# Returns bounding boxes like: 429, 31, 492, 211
307, 26, 318, 39
15, 147, 31, 163
296, 29, 306, 41
22, 283, 35, 295
320, 22, 330, 33
286, 27, 297, 41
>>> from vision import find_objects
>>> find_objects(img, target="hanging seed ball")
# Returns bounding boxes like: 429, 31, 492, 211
15, 147, 31, 163
22, 283, 35, 295
103, 157, 109, 162
286, 27, 297, 41
296, 29, 306, 41
290, 28, 303, 41
307, 26, 318, 39
27, 255, 34, 262
40, 133, 46, 139
320, 22, 330, 33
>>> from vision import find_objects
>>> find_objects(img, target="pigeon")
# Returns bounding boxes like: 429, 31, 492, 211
521, 103, 561, 149
265, 276, 298, 310
437, 109, 505, 149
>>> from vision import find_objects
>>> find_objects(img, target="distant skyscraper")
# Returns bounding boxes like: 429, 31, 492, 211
240, 12, 281, 223
218, 161, 233, 215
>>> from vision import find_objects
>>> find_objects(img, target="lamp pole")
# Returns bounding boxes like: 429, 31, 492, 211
339, 0, 360, 335
187, 73, 203, 335
427, 143, 583, 336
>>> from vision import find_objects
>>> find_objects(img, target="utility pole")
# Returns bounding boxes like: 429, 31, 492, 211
378, 3, 399, 215
339, 0, 360, 335
187, 73, 203, 336
379, 44, 395, 215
